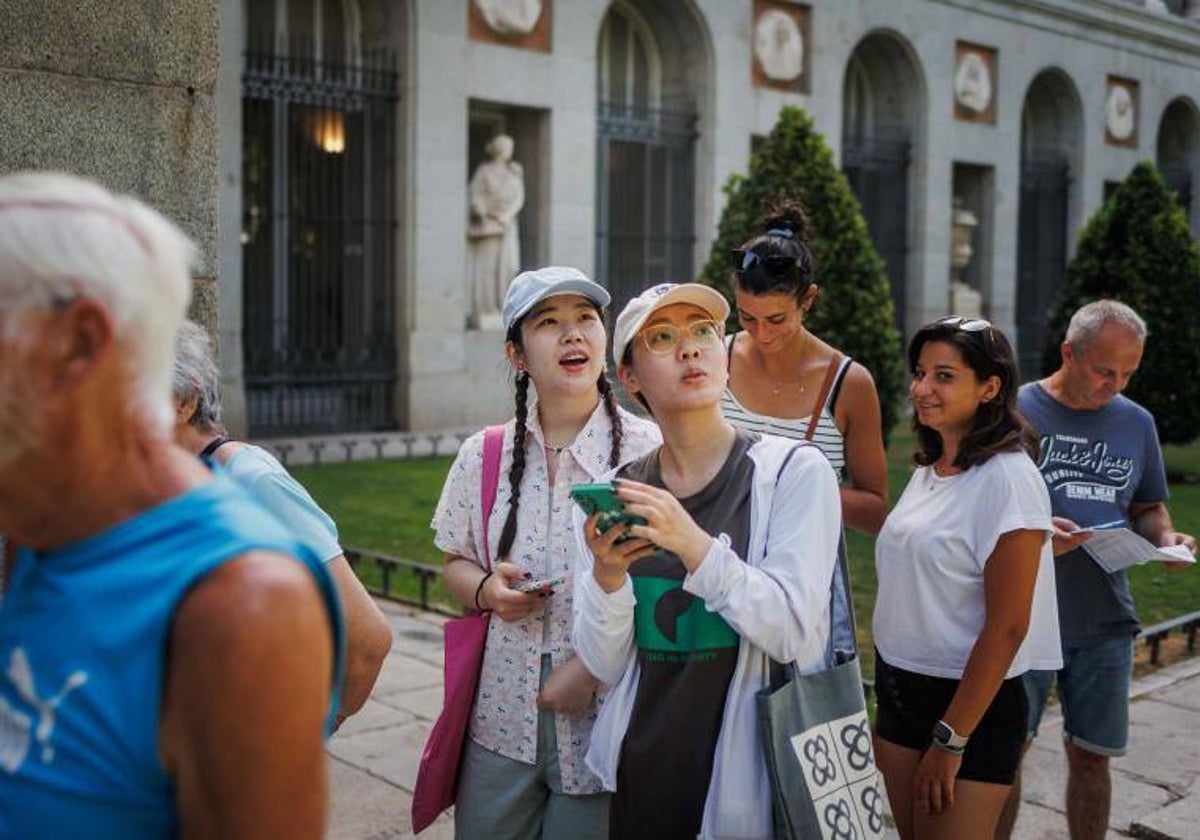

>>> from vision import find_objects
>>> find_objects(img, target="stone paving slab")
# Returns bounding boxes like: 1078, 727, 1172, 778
328, 754, 454, 840
370, 654, 443, 700
1119, 699, 1200, 796
375, 685, 444, 721
337, 698, 418, 739
1131, 780, 1200, 840
329, 718, 433, 794
1019, 731, 1176, 833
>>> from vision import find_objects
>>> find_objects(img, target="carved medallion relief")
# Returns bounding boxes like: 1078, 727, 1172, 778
469, 0, 551, 52
953, 42, 997, 124
751, 1, 810, 94
1105, 76, 1139, 147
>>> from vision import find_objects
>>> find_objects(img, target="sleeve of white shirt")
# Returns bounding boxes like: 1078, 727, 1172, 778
973, 453, 1053, 566
571, 504, 637, 687
682, 445, 842, 666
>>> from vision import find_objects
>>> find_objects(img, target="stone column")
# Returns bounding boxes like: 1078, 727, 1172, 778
0, 0, 219, 383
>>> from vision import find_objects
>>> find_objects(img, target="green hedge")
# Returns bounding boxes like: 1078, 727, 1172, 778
1042, 161, 1200, 445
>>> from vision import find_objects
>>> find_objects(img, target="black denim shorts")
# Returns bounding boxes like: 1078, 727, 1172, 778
873, 650, 1028, 785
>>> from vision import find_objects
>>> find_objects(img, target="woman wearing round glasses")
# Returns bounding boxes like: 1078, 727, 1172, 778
572, 283, 842, 838
872, 317, 1061, 838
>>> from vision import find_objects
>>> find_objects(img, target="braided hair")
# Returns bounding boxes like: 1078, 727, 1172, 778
494, 305, 624, 562
732, 198, 817, 303
597, 371, 623, 469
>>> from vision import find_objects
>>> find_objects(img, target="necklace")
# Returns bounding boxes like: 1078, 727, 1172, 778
761, 330, 809, 396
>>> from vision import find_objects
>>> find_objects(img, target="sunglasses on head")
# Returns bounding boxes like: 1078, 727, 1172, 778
935, 315, 992, 332
729, 249, 806, 279
932, 315, 999, 350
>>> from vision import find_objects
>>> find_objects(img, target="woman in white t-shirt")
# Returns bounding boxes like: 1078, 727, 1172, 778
873, 316, 1061, 839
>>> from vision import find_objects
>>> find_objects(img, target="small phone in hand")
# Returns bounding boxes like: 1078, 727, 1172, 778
513, 577, 562, 594
569, 482, 646, 541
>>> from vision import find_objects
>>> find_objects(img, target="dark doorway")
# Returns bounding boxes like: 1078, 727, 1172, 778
1016, 157, 1070, 378
843, 133, 911, 335
241, 26, 400, 435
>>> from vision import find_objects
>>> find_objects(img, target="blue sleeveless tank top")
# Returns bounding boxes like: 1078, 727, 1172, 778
0, 475, 345, 838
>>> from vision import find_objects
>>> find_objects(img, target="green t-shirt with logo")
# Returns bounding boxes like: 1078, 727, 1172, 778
611, 431, 757, 838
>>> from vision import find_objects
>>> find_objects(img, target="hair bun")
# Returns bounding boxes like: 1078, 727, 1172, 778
758, 199, 811, 243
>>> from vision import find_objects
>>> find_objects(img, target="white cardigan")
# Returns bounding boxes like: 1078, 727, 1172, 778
572, 435, 842, 839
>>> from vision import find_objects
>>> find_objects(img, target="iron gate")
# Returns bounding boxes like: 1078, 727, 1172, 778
843, 135, 910, 337
1016, 158, 1070, 380
596, 102, 697, 318
242, 43, 399, 436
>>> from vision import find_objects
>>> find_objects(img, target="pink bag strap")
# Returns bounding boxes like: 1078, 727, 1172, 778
480, 425, 505, 571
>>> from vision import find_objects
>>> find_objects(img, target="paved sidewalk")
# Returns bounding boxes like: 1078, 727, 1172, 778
328, 600, 1200, 839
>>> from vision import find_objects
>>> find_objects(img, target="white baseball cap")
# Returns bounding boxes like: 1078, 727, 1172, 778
502, 266, 611, 333
612, 282, 730, 366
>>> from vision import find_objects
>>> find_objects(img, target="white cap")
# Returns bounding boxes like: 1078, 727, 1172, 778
612, 282, 730, 366
502, 266, 610, 333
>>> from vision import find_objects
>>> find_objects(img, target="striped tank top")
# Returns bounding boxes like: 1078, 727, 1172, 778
720, 335, 852, 479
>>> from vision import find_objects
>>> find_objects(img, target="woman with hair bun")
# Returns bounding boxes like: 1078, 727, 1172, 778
872, 317, 1061, 838
723, 200, 888, 536
722, 200, 889, 659
433, 267, 660, 838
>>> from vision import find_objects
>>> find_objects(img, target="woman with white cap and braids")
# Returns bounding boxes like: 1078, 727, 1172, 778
573, 282, 843, 838
433, 267, 660, 838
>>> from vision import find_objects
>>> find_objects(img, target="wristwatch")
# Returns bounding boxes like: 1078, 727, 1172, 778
931, 720, 968, 755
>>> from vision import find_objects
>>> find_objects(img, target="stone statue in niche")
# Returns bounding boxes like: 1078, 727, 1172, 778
474, 0, 543, 36
1106, 84, 1136, 141
950, 197, 983, 318
468, 134, 525, 328
954, 51, 992, 115
754, 9, 804, 82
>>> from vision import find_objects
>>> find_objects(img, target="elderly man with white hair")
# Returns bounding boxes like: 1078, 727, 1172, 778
0, 172, 342, 838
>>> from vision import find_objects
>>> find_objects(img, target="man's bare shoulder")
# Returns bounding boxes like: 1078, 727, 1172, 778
171, 550, 330, 652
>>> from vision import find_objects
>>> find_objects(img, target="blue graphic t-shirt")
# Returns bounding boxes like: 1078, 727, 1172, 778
1018, 382, 1168, 642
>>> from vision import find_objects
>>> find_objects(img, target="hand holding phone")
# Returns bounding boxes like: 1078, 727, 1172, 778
569, 482, 646, 539
513, 577, 562, 594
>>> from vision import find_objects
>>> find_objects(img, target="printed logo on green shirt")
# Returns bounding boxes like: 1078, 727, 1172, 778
631, 576, 738, 654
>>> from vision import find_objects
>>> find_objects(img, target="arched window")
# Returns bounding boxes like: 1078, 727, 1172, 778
841, 33, 922, 337
242, 0, 399, 435
1015, 70, 1082, 378
595, 1, 697, 314
598, 3, 660, 114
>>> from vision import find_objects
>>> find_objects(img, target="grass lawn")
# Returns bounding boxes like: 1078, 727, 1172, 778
293, 427, 1200, 672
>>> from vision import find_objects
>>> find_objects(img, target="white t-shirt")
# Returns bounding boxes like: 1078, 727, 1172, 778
873, 450, 1062, 679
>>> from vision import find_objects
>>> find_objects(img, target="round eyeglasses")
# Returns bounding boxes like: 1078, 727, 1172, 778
639, 319, 723, 355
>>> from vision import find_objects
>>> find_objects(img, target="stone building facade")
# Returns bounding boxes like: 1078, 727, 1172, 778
1, 0, 220, 329
215, 0, 1200, 441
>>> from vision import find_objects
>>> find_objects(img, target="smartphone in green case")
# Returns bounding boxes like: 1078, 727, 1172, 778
569, 482, 646, 538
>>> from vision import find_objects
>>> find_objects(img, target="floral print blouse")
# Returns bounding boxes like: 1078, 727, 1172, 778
432, 395, 660, 794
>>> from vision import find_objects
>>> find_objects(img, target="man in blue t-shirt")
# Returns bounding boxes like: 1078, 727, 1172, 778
999, 300, 1195, 840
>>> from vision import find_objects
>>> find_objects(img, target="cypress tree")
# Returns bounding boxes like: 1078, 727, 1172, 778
698, 106, 904, 437
1041, 160, 1200, 445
